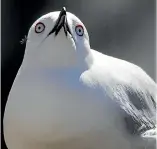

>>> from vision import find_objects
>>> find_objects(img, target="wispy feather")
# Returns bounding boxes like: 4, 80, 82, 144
20, 35, 27, 44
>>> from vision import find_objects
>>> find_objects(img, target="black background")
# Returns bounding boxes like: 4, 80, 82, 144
1, 0, 156, 149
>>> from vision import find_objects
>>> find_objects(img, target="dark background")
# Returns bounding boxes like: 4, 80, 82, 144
1, 0, 156, 148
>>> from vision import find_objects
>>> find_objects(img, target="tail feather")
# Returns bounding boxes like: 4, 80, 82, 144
140, 126, 156, 149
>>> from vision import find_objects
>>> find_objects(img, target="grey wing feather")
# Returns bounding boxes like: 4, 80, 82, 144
110, 83, 156, 135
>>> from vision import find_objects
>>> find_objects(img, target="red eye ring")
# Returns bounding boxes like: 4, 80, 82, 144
75, 25, 84, 36
35, 22, 45, 33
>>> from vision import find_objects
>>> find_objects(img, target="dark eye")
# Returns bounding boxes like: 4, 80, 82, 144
35, 22, 45, 33
75, 25, 84, 36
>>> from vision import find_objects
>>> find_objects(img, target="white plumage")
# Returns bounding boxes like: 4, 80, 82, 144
4, 7, 156, 149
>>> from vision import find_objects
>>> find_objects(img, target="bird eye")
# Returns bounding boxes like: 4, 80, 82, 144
35, 22, 45, 33
75, 25, 84, 36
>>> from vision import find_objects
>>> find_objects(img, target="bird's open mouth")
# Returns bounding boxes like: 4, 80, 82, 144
47, 7, 72, 37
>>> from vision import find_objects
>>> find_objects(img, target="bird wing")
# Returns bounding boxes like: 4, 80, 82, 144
90, 49, 156, 136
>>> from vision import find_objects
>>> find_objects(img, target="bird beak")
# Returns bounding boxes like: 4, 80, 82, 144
48, 7, 72, 37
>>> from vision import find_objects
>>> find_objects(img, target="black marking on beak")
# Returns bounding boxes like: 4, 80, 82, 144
48, 7, 72, 37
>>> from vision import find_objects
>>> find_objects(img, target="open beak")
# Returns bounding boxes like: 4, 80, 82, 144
48, 7, 72, 37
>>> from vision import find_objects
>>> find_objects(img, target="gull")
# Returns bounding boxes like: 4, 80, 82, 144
4, 7, 156, 149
